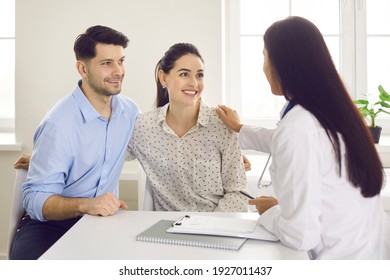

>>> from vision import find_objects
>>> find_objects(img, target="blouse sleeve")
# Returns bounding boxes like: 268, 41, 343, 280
214, 129, 248, 212
125, 133, 137, 161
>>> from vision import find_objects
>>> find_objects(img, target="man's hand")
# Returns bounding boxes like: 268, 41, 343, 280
42, 192, 128, 220
85, 192, 128, 217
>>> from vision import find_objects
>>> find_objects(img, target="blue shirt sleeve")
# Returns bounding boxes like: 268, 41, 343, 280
22, 122, 70, 221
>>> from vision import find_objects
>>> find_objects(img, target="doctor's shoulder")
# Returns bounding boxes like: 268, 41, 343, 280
277, 106, 322, 137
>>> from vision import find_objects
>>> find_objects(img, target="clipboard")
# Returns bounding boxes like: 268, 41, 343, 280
136, 220, 247, 251
167, 215, 278, 241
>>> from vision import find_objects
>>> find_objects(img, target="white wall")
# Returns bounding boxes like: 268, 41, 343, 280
0, 0, 224, 259
16, 0, 224, 151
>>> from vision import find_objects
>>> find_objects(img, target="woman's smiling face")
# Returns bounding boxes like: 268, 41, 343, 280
159, 54, 205, 107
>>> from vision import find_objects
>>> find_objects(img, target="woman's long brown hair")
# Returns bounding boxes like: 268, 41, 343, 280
264, 16, 383, 197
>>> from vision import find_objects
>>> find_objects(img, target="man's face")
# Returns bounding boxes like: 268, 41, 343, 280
82, 43, 125, 97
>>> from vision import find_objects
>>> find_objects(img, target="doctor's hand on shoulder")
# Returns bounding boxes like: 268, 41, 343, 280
216, 105, 243, 133
249, 196, 279, 215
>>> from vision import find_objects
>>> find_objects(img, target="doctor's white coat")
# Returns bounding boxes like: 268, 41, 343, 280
239, 103, 390, 259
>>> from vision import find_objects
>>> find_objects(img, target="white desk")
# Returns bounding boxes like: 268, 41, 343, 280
39, 211, 309, 260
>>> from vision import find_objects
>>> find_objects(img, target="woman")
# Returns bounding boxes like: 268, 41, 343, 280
217, 17, 390, 259
126, 43, 248, 212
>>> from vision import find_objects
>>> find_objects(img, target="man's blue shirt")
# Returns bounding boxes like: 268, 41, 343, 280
22, 82, 139, 221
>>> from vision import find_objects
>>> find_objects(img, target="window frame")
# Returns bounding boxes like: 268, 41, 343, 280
225, 0, 390, 133
0, 0, 15, 132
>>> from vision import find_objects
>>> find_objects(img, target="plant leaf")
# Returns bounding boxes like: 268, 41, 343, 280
359, 107, 373, 117
379, 85, 390, 101
355, 100, 369, 105
378, 108, 390, 115
378, 101, 390, 108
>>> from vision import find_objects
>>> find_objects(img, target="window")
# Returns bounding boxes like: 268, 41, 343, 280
366, 0, 390, 109
226, 0, 390, 131
0, 0, 15, 132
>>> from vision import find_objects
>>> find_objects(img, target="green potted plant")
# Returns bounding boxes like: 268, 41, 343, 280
355, 85, 390, 143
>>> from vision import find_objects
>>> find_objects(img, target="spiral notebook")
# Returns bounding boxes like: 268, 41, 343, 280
136, 220, 247, 251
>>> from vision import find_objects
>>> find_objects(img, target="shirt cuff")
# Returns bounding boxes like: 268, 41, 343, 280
258, 204, 281, 235
26, 192, 54, 221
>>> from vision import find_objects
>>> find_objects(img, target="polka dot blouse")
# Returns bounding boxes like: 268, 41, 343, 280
127, 101, 248, 212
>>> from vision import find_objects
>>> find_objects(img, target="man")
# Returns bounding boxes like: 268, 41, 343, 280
10, 25, 139, 259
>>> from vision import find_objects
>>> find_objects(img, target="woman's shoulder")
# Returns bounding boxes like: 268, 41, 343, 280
138, 108, 159, 118
132, 108, 161, 140
281, 107, 330, 150
133, 108, 160, 130
283, 105, 320, 129
274, 105, 323, 145
204, 104, 227, 127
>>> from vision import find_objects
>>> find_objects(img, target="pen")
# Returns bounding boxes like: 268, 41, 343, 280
171, 215, 190, 227
239, 190, 255, 199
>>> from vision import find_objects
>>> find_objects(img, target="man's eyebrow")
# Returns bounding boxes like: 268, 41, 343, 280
99, 56, 125, 63
99, 58, 113, 63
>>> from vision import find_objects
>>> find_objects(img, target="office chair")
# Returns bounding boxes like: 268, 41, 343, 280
143, 177, 155, 211
7, 168, 27, 259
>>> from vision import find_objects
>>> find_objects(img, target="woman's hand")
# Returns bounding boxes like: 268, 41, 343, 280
249, 196, 278, 215
216, 105, 243, 133
242, 154, 251, 171
14, 153, 31, 169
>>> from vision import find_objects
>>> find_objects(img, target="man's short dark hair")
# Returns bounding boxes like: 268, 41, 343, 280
74, 25, 129, 60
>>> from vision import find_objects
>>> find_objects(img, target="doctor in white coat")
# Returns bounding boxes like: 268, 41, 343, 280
217, 16, 390, 259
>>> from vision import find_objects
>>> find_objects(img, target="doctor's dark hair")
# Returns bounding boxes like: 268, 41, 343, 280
155, 43, 204, 107
263, 16, 383, 197
74, 25, 129, 60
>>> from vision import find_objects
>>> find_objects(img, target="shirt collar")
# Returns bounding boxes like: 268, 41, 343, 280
157, 100, 211, 127
72, 80, 125, 123
197, 100, 211, 127
157, 103, 169, 124
280, 100, 296, 119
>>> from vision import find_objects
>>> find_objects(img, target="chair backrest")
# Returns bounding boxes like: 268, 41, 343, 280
143, 177, 155, 211
7, 168, 27, 259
